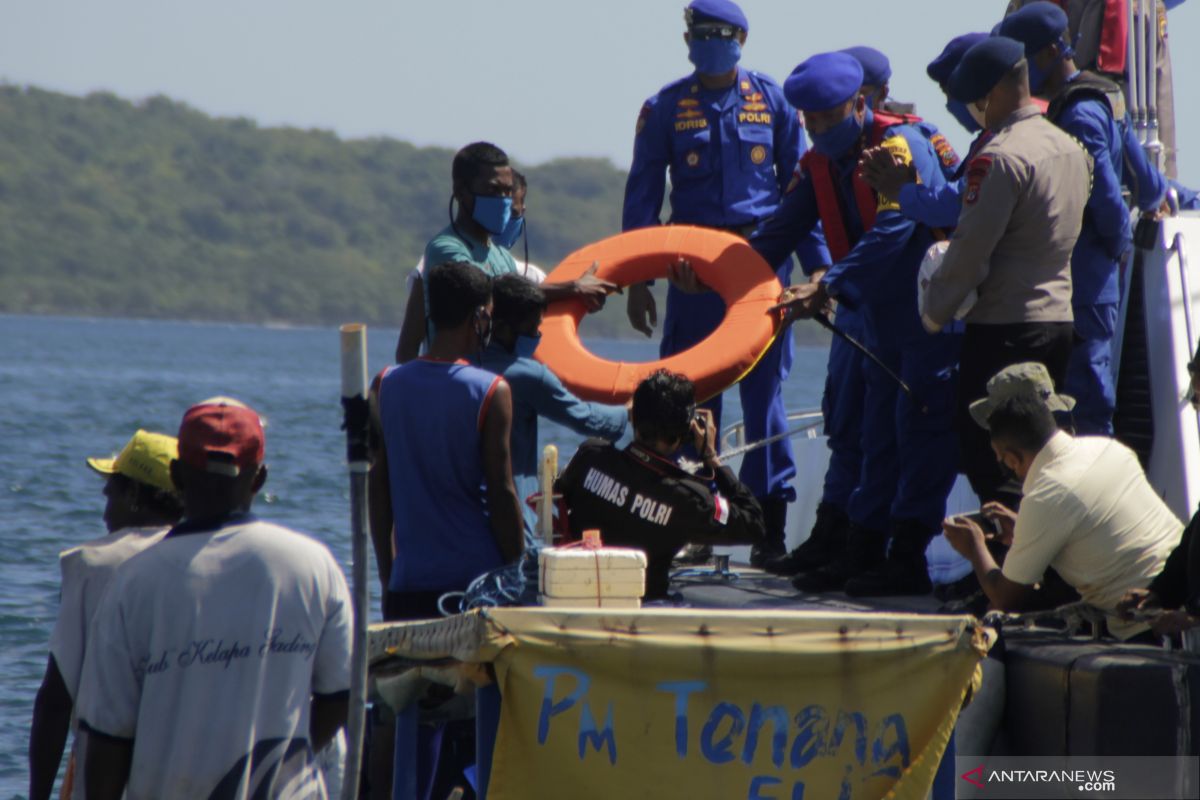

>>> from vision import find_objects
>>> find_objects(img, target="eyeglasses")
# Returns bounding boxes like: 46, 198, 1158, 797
688, 23, 738, 40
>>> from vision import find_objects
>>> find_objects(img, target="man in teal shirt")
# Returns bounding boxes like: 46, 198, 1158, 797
396, 141, 617, 361
478, 274, 629, 540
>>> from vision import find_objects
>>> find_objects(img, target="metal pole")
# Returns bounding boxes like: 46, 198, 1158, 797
1128, 0, 1140, 141
1135, 0, 1148, 145
339, 323, 371, 800
1146, 0, 1162, 168
538, 445, 557, 546
812, 313, 921, 407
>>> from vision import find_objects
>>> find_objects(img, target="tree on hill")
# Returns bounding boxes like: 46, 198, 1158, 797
0, 85, 829, 344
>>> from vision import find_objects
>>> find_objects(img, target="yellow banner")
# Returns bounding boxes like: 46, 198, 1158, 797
481, 608, 990, 800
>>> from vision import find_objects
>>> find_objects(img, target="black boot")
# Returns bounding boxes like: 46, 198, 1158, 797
844, 518, 935, 597
791, 524, 885, 593
749, 496, 789, 568
765, 502, 848, 576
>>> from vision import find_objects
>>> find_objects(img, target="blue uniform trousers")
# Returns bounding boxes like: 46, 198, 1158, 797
660, 262, 797, 501
1065, 302, 1119, 436
820, 304, 866, 512
848, 326, 961, 535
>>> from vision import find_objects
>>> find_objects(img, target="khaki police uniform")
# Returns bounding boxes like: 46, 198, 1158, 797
922, 103, 1093, 503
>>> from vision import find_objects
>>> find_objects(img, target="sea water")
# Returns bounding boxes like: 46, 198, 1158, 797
0, 313, 827, 795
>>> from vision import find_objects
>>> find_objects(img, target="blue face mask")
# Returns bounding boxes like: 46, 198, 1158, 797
946, 98, 982, 134
688, 37, 741, 76
809, 112, 864, 158
471, 194, 513, 236
491, 214, 525, 249
515, 333, 541, 359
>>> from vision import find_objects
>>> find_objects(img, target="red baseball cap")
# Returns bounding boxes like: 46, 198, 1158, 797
178, 397, 265, 477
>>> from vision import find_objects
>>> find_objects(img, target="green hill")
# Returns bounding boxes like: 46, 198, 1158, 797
0, 85, 829, 344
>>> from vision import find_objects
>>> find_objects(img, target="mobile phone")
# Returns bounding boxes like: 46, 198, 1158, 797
956, 510, 1000, 537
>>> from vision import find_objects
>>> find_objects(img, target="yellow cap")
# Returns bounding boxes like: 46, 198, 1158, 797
87, 430, 179, 494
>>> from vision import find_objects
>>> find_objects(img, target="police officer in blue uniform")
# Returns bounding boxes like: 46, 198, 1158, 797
857, 34, 992, 230
765, 44, 962, 578
757, 52, 961, 597
841, 46, 963, 184
1001, 2, 1169, 436
622, 0, 829, 565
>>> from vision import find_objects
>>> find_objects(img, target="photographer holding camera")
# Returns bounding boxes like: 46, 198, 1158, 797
555, 369, 765, 600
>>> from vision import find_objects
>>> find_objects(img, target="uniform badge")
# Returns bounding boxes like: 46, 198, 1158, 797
690, 84, 699, 94
750, 145, 767, 165
742, 102, 767, 112
964, 154, 993, 206
686, 151, 701, 167
740, 80, 751, 91
930, 134, 960, 169
677, 98, 699, 108
636, 102, 651, 135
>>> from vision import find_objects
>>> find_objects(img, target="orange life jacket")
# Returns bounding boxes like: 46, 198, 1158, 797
800, 110, 917, 262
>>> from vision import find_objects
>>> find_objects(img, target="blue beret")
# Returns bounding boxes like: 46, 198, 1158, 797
948, 36, 1026, 103
686, 0, 748, 31
998, 1, 1070, 55
926, 33, 989, 86
840, 46, 891, 86
784, 52, 864, 112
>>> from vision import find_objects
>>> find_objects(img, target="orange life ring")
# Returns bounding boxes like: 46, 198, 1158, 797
535, 226, 782, 404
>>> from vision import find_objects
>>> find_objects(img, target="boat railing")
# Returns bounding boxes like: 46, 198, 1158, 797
720, 408, 823, 453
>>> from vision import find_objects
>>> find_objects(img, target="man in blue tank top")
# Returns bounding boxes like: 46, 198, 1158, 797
369, 261, 525, 800
371, 261, 524, 619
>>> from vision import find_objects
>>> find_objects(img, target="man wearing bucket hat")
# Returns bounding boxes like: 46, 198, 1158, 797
76, 398, 353, 799
942, 363, 1180, 640
29, 430, 183, 800
922, 35, 1091, 506
758, 51, 961, 597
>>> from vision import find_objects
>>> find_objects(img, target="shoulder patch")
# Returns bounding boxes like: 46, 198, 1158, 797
636, 101, 651, 135
964, 155, 994, 206
929, 133, 960, 168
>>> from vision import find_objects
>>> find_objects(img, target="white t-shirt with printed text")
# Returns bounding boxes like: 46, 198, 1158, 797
76, 516, 353, 799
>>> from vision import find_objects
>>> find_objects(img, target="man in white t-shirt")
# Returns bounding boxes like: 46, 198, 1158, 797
29, 430, 183, 800
942, 363, 1182, 639
76, 397, 353, 799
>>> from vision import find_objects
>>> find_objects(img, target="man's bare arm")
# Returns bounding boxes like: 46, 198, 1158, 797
82, 725, 133, 800
943, 516, 1038, 611
481, 381, 525, 563
396, 280, 426, 364
367, 377, 394, 588
29, 656, 72, 800
311, 691, 349, 753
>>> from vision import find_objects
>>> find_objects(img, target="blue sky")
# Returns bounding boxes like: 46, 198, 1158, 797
2, 0, 1197, 182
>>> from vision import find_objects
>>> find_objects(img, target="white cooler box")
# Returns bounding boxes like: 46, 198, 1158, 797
538, 546, 647, 609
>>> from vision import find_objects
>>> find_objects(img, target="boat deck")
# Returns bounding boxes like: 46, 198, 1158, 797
671, 562, 947, 615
